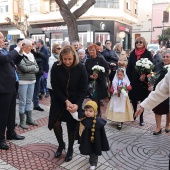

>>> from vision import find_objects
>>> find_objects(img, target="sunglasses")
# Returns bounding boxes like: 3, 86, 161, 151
135, 41, 143, 44
4, 43, 9, 45
163, 55, 170, 58
56, 48, 62, 50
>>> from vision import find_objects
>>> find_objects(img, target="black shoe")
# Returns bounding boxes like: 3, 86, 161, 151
55, 142, 66, 158
65, 148, 73, 162
117, 123, 123, 130
153, 129, 162, 135
38, 93, 42, 100
34, 106, 44, 111
45, 94, 50, 98
0, 139, 9, 150
165, 129, 170, 133
139, 122, 144, 126
7, 134, 25, 140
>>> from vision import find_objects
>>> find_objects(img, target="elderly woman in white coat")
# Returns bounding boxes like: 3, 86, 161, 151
47, 43, 62, 98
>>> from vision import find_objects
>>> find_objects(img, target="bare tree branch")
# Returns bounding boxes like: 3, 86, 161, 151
55, 0, 96, 42
67, 0, 78, 9
55, 0, 67, 9
73, 0, 96, 19
5, 15, 29, 38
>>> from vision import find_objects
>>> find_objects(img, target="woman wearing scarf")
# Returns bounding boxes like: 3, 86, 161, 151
126, 37, 152, 126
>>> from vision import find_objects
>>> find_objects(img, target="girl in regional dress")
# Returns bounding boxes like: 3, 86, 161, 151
106, 68, 133, 130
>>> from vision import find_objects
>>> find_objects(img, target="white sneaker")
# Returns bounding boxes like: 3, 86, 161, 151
90, 166, 96, 170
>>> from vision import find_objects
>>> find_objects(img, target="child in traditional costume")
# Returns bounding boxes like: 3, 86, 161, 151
70, 101, 109, 170
106, 68, 133, 130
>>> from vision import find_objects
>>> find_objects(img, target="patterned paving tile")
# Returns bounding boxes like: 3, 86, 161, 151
1, 97, 170, 170
14, 117, 49, 135
0, 142, 61, 170
24, 143, 66, 165
0, 159, 18, 170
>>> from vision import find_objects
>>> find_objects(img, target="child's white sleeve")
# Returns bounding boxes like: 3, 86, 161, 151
70, 112, 80, 121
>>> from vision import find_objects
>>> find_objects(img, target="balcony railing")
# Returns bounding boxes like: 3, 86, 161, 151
94, 1, 119, 8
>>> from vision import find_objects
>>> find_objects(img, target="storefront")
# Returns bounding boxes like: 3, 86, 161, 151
29, 20, 132, 50
0, 24, 24, 45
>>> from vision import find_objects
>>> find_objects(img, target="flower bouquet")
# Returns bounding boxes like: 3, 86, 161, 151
147, 71, 160, 87
135, 58, 155, 75
88, 65, 105, 98
163, 64, 170, 73
117, 85, 128, 97
92, 65, 105, 74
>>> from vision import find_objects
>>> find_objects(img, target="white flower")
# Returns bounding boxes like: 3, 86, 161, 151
164, 64, 170, 71
121, 89, 128, 97
145, 64, 150, 69
92, 65, 105, 73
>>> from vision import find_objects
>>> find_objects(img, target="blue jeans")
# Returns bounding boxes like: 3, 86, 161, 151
40, 75, 49, 95
33, 77, 41, 108
18, 83, 35, 113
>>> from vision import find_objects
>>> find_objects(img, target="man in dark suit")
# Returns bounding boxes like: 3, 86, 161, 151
36, 39, 50, 99
0, 32, 25, 150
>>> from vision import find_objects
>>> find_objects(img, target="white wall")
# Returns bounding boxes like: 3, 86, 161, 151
132, 0, 153, 47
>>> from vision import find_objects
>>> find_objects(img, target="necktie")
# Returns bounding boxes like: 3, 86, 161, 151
0, 48, 8, 55
0, 48, 19, 81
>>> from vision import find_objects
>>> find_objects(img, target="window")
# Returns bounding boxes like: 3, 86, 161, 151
134, 2, 138, 14
95, 32, 110, 45
29, 0, 39, 13
79, 33, 87, 48
0, 0, 8, 13
31, 34, 45, 42
94, 0, 119, 8
126, 0, 131, 11
0, 5, 8, 13
50, 0, 59, 12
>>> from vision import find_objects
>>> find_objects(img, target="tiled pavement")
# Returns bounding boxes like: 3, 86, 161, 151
0, 96, 170, 170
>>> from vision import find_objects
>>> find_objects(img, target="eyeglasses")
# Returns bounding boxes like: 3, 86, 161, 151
4, 43, 9, 45
163, 55, 170, 58
56, 48, 62, 50
135, 41, 143, 44
106, 43, 111, 44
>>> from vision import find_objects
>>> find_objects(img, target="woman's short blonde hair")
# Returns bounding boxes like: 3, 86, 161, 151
113, 43, 122, 51
52, 43, 61, 53
59, 45, 79, 67
135, 37, 147, 48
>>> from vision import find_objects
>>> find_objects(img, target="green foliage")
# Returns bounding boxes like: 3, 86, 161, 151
158, 27, 170, 43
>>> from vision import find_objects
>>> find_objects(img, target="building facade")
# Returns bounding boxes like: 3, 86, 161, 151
0, 0, 138, 50
131, 0, 152, 48
151, 2, 170, 44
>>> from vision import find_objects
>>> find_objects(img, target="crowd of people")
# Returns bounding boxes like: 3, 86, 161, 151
1, 31, 170, 170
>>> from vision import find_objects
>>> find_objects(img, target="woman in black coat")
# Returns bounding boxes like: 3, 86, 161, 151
126, 37, 153, 126
151, 50, 170, 135
48, 45, 88, 162
85, 44, 109, 116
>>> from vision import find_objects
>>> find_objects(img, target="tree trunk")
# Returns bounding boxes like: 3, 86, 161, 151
60, 7, 79, 43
